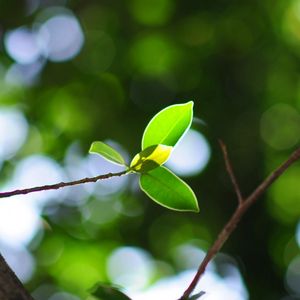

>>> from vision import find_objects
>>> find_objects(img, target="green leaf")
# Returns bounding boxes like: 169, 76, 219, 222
90, 283, 132, 300
130, 144, 173, 173
139, 166, 199, 212
142, 101, 194, 149
89, 141, 126, 166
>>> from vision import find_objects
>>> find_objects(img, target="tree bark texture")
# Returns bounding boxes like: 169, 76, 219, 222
0, 253, 34, 300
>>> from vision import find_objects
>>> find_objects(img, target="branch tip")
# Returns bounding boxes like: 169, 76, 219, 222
218, 139, 243, 204
179, 145, 300, 300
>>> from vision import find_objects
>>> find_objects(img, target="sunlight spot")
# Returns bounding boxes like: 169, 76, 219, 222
11, 155, 66, 206
0, 199, 41, 247
166, 129, 210, 176
129, 268, 248, 300
107, 247, 154, 290
37, 14, 84, 62
4, 27, 41, 64
0, 108, 28, 160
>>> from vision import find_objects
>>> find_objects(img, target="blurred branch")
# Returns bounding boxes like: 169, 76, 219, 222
219, 140, 243, 204
0, 171, 127, 198
179, 146, 300, 300
0, 253, 34, 300
0, 170, 127, 299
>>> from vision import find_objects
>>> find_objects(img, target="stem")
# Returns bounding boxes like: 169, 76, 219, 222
179, 146, 300, 300
0, 170, 127, 199
0, 170, 128, 299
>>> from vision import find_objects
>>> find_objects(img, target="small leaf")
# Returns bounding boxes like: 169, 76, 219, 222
89, 141, 126, 166
139, 166, 199, 212
142, 101, 194, 149
189, 291, 206, 300
130, 144, 173, 173
90, 283, 132, 300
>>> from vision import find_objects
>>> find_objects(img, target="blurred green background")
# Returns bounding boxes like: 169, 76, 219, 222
0, 0, 300, 299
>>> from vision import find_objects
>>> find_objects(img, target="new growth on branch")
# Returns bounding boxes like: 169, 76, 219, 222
1, 102, 300, 300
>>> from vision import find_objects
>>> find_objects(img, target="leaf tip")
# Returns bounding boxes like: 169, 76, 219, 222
193, 203, 200, 213
183, 196, 199, 213
88, 141, 126, 166
89, 141, 99, 153
186, 100, 194, 107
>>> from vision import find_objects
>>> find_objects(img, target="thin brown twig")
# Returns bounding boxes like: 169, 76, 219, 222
0, 170, 127, 198
219, 140, 243, 204
178, 146, 300, 300
0, 169, 127, 299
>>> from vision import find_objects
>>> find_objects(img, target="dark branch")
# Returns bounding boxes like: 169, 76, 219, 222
0, 170, 127, 199
219, 140, 243, 204
179, 146, 300, 300
0, 253, 34, 300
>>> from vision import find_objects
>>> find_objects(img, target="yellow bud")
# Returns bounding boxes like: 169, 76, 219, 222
130, 144, 173, 173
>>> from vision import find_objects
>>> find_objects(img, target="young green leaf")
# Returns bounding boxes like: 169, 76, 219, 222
142, 101, 194, 149
89, 141, 126, 166
139, 166, 199, 212
130, 144, 173, 173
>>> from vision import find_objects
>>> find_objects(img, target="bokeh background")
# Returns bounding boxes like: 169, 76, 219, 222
0, 0, 300, 299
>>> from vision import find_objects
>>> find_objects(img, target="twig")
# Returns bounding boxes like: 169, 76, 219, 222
219, 140, 243, 204
0, 170, 127, 198
178, 146, 300, 300
0, 169, 127, 299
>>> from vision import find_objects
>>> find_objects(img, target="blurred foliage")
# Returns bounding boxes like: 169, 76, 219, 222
0, 0, 300, 299
90, 283, 132, 300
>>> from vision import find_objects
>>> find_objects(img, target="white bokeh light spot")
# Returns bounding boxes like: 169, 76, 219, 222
166, 129, 210, 176
0, 198, 41, 247
11, 155, 66, 207
4, 27, 41, 64
0, 108, 28, 160
107, 247, 154, 290
130, 268, 248, 300
37, 14, 84, 62
0, 155, 65, 247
